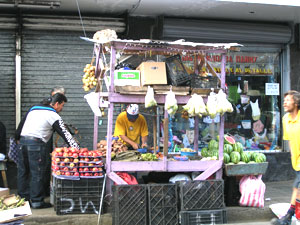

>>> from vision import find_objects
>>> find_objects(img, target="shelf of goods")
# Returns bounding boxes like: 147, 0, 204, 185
92, 39, 238, 185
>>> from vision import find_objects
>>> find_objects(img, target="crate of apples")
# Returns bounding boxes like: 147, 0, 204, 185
78, 149, 104, 178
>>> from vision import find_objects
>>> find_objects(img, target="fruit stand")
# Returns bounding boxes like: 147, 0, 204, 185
90, 39, 240, 186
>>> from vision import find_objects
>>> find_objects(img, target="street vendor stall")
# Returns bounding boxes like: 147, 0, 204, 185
88, 37, 241, 185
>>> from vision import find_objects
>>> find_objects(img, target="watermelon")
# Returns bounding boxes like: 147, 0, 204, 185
230, 151, 240, 164
240, 152, 250, 163
224, 144, 233, 155
201, 147, 209, 157
251, 152, 260, 161
208, 140, 219, 150
255, 153, 266, 163
224, 135, 236, 145
233, 142, 244, 154
210, 150, 219, 159
223, 153, 230, 164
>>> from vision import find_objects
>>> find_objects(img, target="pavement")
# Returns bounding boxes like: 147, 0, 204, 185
18, 179, 294, 225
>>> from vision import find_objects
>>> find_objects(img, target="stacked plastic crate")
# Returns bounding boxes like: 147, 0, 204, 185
178, 180, 227, 225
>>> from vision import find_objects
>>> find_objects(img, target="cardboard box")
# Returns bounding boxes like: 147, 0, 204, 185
114, 70, 140, 86
0, 201, 32, 223
137, 62, 167, 86
0, 187, 9, 197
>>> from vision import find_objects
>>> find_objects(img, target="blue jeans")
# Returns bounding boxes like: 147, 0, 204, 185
17, 137, 47, 203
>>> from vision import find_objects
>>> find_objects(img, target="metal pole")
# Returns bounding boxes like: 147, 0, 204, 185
97, 174, 107, 225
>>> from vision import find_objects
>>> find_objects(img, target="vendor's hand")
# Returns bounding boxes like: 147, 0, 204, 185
141, 143, 148, 148
132, 143, 139, 150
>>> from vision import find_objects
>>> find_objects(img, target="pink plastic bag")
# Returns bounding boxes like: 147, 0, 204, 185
239, 175, 266, 208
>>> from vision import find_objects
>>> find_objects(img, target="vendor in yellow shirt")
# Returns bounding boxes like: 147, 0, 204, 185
114, 104, 148, 150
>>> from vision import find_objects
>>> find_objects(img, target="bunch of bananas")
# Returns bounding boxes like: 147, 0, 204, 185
0, 195, 26, 210
82, 63, 97, 92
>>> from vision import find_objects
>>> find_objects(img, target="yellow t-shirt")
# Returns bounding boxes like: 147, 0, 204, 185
114, 111, 148, 146
283, 110, 300, 171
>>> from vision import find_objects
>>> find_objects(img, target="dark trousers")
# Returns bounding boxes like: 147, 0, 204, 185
17, 137, 47, 203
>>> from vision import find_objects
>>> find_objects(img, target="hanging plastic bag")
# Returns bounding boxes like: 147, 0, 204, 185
250, 99, 261, 121
239, 175, 266, 208
206, 92, 218, 119
145, 86, 157, 108
164, 88, 178, 116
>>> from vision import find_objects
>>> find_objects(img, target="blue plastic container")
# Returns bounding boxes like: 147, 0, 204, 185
137, 148, 147, 153
180, 151, 197, 157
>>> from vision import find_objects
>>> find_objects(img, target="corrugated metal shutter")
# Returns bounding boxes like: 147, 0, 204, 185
0, 15, 16, 154
162, 18, 292, 44
20, 14, 125, 149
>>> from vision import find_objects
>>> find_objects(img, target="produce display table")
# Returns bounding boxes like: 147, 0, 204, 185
90, 39, 239, 185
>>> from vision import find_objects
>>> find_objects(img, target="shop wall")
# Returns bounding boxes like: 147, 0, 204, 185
290, 24, 300, 91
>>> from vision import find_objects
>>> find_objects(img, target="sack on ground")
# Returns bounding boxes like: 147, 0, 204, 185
8, 137, 19, 164
239, 175, 266, 208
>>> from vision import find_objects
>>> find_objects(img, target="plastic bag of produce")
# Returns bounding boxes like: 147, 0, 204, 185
239, 175, 265, 208
164, 89, 178, 115
206, 92, 218, 119
169, 174, 191, 183
145, 86, 157, 108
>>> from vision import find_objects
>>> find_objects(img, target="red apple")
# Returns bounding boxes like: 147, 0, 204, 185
69, 163, 75, 168
55, 158, 60, 162
64, 148, 69, 153
63, 153, 69, 157
68, 152, 73, 157
63, 167, 69, 171
92, 152, 98, 157
58, 152, 63, 157
61, 171, 65, 175
74, 172, 79, 176
83, 167, 89, 172
84, 172, 90, 176
72, 168, 77, 172
84, 157, 90, 162
65, 172, 71, 176
73, 153, 78, 158
83, 152, 88, 157
92, 167, 99, 172
74, 158, 79, 163
88, 163, 94, 166
79, 163, 85, 167
60, 162, 65, 167
93, 158, 99, 162
55, 171, 61, 175
79, 168, 83, 172
64, 158, 70, 163
88, 151, 93, 157
81, 148, 88, 152
80, 173, 84, 176
94, 173, 99, 176
53, 166, 60, 171
55, 148, 63, 152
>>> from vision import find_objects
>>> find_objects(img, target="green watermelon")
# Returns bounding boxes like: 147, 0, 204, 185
255, 153, 266, 163
230, 151, 240, 164
251, 152, 260, 161
201, 147, 209, 157
208, 140, 219, 150
233, 142, 244, 154
223, 153, 230, 164
224, 144, 233, 155
210, 150, 219, 159
224, 135, 236, 145
240, 152, 250, 163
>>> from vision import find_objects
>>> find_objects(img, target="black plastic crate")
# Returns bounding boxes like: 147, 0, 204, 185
178, 180, 225, 210
148, 184, 178, 225
54, 177, 103, 197
179, 209, 227, 225
55, 194, 101, 215
112, 184, 148, 225
165, 54, 191, 86
191, 74, 219, 89
53, 177, 104, 215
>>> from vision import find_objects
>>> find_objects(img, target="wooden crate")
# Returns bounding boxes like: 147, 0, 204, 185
224, 162, 268, 176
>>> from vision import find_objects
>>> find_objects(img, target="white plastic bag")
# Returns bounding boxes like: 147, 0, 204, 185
145, 86, 157, 108
239, 175, 266, 208
164, 89, 178, 115
250, 99, 261, 121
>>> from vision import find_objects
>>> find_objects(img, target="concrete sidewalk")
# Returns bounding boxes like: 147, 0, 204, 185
21, 180, 294, 225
